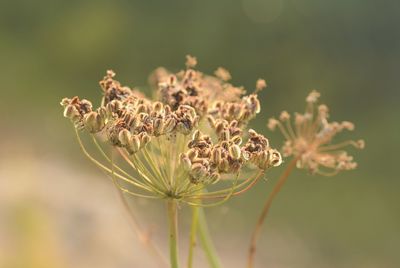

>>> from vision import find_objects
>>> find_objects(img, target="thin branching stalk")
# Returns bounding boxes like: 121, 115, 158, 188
167, 199, 180, 268
198, 208, 222, 268
247, 158, 298, 268
110, 153, 168, 267
187, 205, 199, 268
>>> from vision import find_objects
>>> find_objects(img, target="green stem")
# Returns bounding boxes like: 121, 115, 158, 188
167, 199, 180, 268
187, 206, 199, 268
198, 208, 222, 268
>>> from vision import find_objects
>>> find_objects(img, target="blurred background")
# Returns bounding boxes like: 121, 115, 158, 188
0, 0, 399, 267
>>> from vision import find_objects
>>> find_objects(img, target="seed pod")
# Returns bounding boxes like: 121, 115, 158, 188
164, 117, 176, 133
248, 129, 257, 137
219, 159, 229, 173
211, 148, 222, 164
215, 122, 225, 135
356, 139, 365, 149
84, 112, 105, 133
191, 163, 207, 179
153, 101, 163, 113
242, 150, 250, 161
140, 133, 151, 147
137, 104, 147, 113
63, 105, 80, 120
130, 135, 141, 152
269, 149, 282, 167
207, 115, 216, 128
118, 129, 131, 146
153, 118, 164, 135
232, 135, 242, 145
192, 130, 201, 141
106, 100, 122, 114
220, 129, 230, 141
97, 107, 107, 120
229, 144, 241, 160
60, 98, 70, 107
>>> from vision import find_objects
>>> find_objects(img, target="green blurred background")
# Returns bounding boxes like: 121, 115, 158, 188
0, 0, 399, 267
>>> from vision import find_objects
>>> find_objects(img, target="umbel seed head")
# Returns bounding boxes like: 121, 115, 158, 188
60, 56, 282, 202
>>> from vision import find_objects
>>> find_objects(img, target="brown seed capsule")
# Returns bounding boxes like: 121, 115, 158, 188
211, 148, 222, 164
219, 159, 229, 172
63, 105, 80, 120
60, 98, 70, 107
153, 101, 163, 113
130, 135, 141, 152
141, 133, 151, 146
192, 130, 201, 141
232, 135, 242, 145
153, 118, 164, 135
220, 129, 230, 141
164, 117, 176, 133
118, 129, 131, 146
191, 163, 207, 179
106, 100, 122, 114
207, 115, 216, 128
229, 144, 241, 160
269, 149, 282, 167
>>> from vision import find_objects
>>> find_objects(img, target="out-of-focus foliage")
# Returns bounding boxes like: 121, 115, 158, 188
0, 0, 399, 267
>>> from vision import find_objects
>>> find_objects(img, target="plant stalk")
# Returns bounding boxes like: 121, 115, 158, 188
187, 205, 199, 268
247, 158, 298, 268
167, 199, 180, 268
198, 208, 222, 268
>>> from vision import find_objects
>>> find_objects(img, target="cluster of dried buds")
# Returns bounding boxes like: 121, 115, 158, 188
268, 90, 364, 176
61, 56, 282, 202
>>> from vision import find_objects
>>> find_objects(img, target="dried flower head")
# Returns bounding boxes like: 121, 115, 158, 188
267, 90, 364, 176
61, 56, 281, 205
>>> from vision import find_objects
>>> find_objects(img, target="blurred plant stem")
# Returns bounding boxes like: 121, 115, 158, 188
167, 199, 180, 268
187, 205, 199, 268
115, 187, 168, 267
247, 157, 298, 268
198, 207, 223, 268
110, 150, 168, 267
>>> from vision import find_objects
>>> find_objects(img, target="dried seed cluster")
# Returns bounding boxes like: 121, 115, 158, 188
181, 126, 281, 185
268, 90, 364, 176
61, 56, 282, 200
